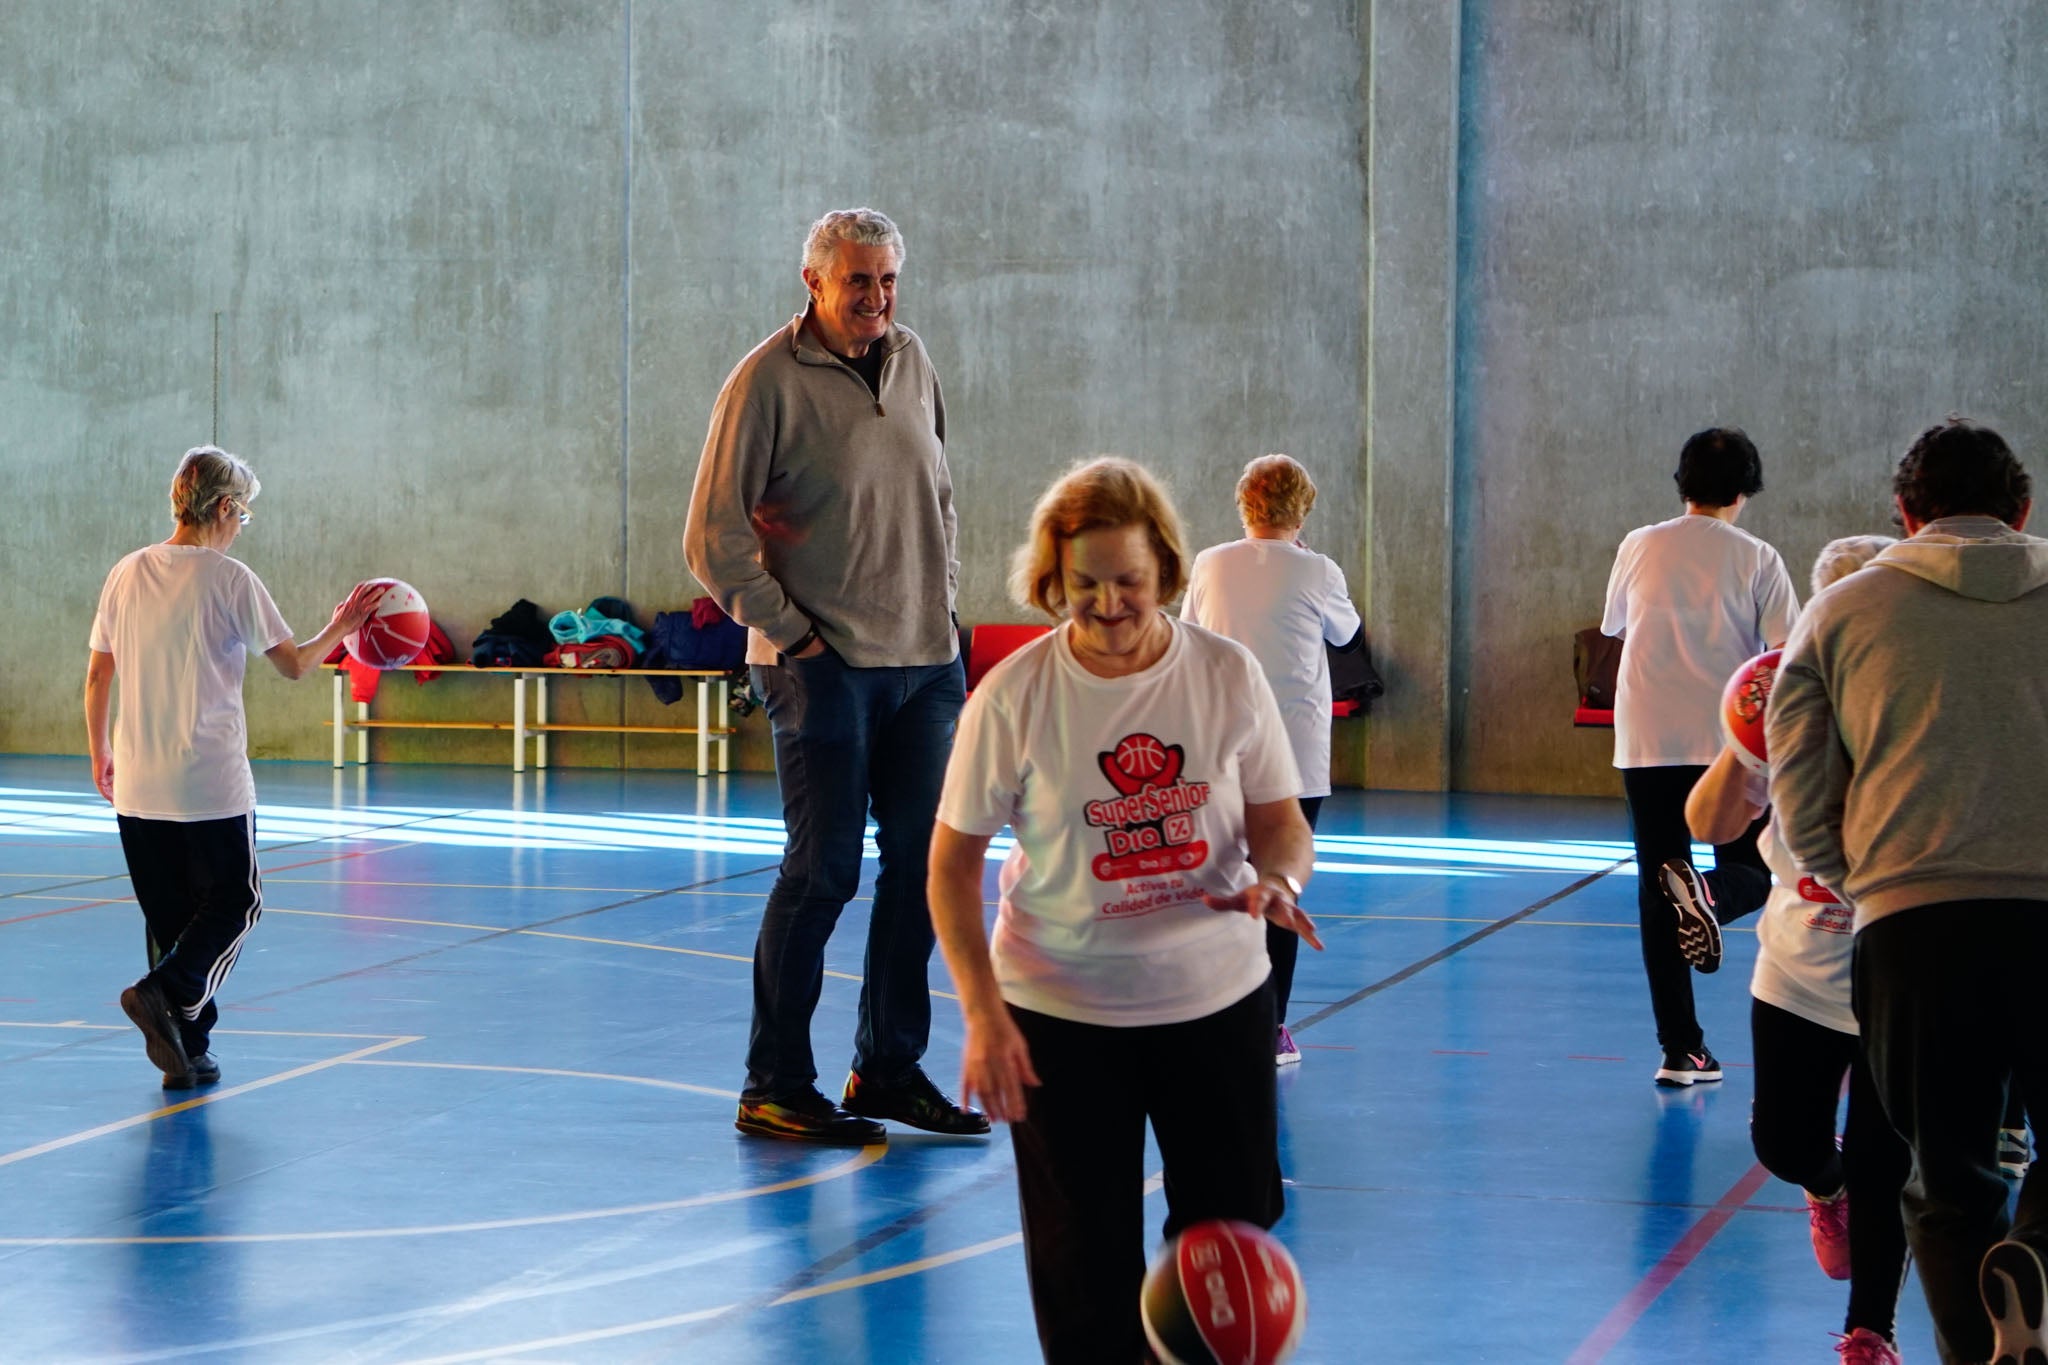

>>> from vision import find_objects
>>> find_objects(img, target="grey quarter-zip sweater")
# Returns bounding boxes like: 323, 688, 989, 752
685, 311, 959, 668
1768, 516, 2048, 927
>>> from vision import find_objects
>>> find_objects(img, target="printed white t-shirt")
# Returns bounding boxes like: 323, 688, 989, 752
89, 544, 293, 821
936, 617, 1304, 1027
1751, 816, 1857, 1035
1181, 538, 1361, 799
1601, 514, 1800, 768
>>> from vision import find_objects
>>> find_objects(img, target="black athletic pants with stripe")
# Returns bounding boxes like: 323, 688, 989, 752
117, 813, 263, 1058
1008, 983, 1284, 1364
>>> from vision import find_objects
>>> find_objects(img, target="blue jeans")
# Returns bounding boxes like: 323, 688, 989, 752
745, 649, 965, 1101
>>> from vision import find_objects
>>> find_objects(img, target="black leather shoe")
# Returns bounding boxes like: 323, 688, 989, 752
735, 1088, 886, 1145
843, 1068, 992, 1136
163, 1052, 221, 1090
119, 980, 191, 1083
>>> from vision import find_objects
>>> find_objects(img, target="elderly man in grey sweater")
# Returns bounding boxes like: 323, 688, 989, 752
686, 208, 987, 1146
1768, 419, 2048, 1365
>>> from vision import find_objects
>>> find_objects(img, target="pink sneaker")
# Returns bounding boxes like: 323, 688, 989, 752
1807, 1187, 1852, 1280
1833, 1327, 1901, 1364
1275, 1026, 1302, 1066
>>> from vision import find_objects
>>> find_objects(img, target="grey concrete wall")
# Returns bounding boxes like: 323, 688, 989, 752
1449, 0, 2048, 794
2, 0, 1366, 774
1364, 1, 1460, 791
13, 1, 2044, 794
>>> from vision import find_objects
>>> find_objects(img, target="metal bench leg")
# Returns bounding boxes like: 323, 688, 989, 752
513, 674, 527, 773
356, 702, 369, 765
717, 678, 730, 773
332, 671, 346, 768
537, 675, 549, 770
695, 678, 709, 776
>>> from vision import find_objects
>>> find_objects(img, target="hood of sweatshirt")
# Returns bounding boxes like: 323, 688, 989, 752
1874, 516, 2048, 602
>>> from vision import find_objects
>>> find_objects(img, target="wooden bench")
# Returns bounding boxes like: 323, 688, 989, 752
325, 664, 734, 775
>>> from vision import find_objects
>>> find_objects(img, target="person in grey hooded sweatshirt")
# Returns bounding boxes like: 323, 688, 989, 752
1769, 418, 2048, 1365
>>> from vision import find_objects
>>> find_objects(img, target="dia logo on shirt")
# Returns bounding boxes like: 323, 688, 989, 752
1085, 732, 1212, 883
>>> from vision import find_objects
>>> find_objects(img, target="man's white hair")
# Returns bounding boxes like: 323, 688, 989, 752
170, 445, 259, 528
1811, 534, 1898, 594
802, 208, 904, 277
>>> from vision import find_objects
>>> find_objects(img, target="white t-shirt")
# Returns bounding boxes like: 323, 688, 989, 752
1181, 538, 1361, 799
936, 617, 1304, 1027
1751, 816, 1856, 1035
89, 544, 293, 821
1601, 515, 1800, 767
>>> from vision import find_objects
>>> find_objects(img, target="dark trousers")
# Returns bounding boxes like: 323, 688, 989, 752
116, 813, 264, 1057
1749, 998, 1912, 1338
1267, 795, 1323, 1025
1010, 985, 1285, 1365
745, 651, 965, 1100
1856, 903, 2048, 1365
1620, 765, 1772, 1052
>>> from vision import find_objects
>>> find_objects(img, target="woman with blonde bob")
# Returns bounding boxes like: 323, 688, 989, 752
85, 445, 387, 1089
1184, 453, 1361, 1065
929, 456, 1321, 1362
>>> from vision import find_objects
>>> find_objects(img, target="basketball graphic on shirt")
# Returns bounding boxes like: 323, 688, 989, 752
1117, 734, 1167, 778
1099, 733, 1185, 796
344, 579, 432, 670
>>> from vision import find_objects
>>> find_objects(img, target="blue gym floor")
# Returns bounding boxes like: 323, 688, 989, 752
0, 754, 1937, 1362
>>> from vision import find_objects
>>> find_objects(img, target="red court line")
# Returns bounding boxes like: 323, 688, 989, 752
1565, 1161, 1775, 1364
262, 844, 406, 876
0, 898, 122, 928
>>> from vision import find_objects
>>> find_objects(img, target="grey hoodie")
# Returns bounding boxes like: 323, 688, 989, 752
1767, 516, 2048, 927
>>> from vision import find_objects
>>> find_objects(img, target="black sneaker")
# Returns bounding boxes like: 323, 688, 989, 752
735, 1088, 886, 1145
119, 980, 192, 1084
843, 1068, 992, 1136
1981, 1238, 2048, 1365
1659, 859, 1723, 974
1654, 1048, 1724, 1087
163, 1052, 221, 1090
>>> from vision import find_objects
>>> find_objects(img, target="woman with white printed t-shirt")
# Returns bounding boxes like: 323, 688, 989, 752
1183, 453, 1361, 1066
1600, 426, 1798, 1087
927, 457, 1321, 1365
85, 446, 387, 1089
1683, 535, 1913, 1365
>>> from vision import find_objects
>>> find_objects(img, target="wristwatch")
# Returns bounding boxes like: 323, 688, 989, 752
1263, 871, 1304, 903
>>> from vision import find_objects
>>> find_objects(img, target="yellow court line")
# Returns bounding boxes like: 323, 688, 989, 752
401, 1202, 1107, 1362
1307, 912, 1754, 933
392, 1231, 1027, 1365
259, 906, 964, 998
280, 880, 854, 903
773, 1231, 1025, 1306
0, 1021, 414, 1040
0, 1035, 422, 1170
396, 1306, 736, 1365
0, 1142, 885, 1245
350, 1058, 740, 1101
266, 876, 673, 894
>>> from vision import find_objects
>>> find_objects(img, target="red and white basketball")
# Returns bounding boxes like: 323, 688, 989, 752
1141, 1220, 1307, 1365
1720, 649, 1781, 775
344, 578, 432, 670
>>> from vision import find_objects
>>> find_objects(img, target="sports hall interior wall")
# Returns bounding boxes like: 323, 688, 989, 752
5, 3, 2044, 796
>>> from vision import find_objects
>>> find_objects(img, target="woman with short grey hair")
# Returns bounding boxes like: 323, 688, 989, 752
85, 444, 386, 1088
